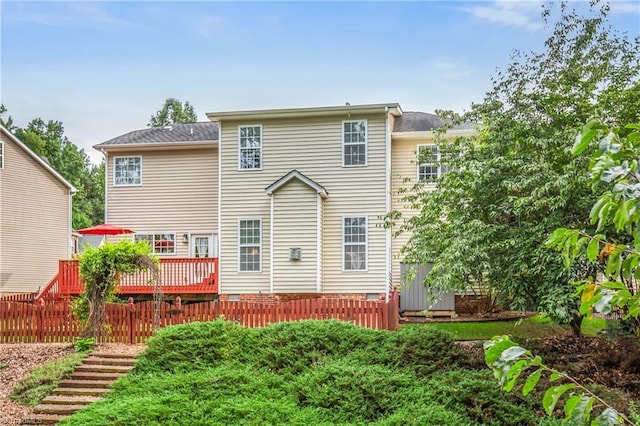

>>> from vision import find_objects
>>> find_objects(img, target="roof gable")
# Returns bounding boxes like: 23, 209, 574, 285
0, 125, 76, 193
265, 170, 328, 198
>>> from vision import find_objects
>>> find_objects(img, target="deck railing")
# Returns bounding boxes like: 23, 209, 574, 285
37, 258, 218, 301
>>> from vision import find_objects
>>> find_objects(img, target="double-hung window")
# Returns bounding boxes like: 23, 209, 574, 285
342, 120, 367, 166
418, 145, 451, 183
114, 156, 142, 186
343, 216, 367, 271
239, 218, 261, 272
135, 233, 176, 255
239, 125, 262, 170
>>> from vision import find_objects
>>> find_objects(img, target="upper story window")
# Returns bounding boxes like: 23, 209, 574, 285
418, 145, 451, 183
343, 216, 367, 271
135, 233, 176, 255
114, 156, 142, 186
238, 218, 261, 272
238, 125, 262, 170
0, 142, 4, 169
342, 120, 367, 167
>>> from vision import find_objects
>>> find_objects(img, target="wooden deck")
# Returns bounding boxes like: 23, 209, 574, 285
36, 258, 218, 301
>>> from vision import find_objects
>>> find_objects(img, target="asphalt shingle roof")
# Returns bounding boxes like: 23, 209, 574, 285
393, 112, 474, 132
95, 122, 218, 147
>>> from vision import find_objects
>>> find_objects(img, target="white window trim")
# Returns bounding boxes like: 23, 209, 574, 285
342, 215, 368, 272
113, 155, 142, 187
416, 144, 446, 183
237, 124, 263, 171
135, 232, 177, 256
0, 141, 4, 170
237, 217, 262, 273
342, 119, 368, 168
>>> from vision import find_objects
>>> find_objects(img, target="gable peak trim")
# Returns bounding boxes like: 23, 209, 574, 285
265, 170, 328, 198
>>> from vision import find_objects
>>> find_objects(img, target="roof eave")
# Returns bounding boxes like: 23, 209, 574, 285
93, 140, 219, 151
392, 129, 476, 141
207, 103, 402, 122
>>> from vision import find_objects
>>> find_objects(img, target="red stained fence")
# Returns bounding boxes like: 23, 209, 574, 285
0, 290, 399, 343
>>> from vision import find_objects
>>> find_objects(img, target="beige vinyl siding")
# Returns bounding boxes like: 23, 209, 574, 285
272, 179, 318, 292
390, 136, 434, 287
0, 133, 71, 294
106, 148, 218, 257
220, 114, 388, 295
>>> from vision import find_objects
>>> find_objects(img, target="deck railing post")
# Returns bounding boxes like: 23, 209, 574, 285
128, 297, 135, 344
36, 299, 45, 342
176, 296, 183, 325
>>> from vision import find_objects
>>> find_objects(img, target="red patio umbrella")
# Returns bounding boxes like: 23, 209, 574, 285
76, 223, 135, 236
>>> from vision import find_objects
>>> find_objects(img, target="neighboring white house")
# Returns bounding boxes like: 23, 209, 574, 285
94, 104, 474, 302
0, 125, 76, 295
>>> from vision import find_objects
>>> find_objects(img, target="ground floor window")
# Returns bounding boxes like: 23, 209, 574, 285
239, 218, 261, 272
343, 216, 367, 271
135, 233, 176, 255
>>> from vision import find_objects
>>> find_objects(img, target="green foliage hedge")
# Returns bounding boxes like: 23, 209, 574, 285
61, 320, 563, 425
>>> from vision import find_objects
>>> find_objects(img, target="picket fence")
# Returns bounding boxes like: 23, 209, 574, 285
0, 292, 399, 343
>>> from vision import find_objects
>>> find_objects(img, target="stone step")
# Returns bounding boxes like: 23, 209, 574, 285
21, 414, 67, 425
91, 352, 138, 359
53, 387, 112, 396
33, 403, 87, 415
71, 371, 126, 381
83, 357, 136, 366
59, 379, 113, 389
42, 394, 102, 405
75, 364, 133, 373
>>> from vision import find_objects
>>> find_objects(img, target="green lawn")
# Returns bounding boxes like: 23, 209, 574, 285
406, 315, 569, 341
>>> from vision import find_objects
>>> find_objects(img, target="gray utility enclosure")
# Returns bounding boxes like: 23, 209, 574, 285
399, 263, 455, 315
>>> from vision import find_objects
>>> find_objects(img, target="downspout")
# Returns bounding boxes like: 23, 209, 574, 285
269, 193, 274, 293
102, 149, 108, 223
218, 133, 223, 293
68, 188, 75, 258
316, 193, 322, 293
384, 106, 391, 302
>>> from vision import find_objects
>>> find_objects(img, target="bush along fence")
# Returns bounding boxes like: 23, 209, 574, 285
0, 291, 399, 343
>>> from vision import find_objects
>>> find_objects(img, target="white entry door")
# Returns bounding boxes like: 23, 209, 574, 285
189, 234, 216, 283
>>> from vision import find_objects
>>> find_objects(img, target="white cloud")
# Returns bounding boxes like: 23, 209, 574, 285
4, 2, 136, 31
195, 15, 227, 39
462, 0, 544, 31
608, 1, 640, 14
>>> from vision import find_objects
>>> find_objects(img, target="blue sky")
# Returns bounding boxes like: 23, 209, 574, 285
2, 1, 639, 164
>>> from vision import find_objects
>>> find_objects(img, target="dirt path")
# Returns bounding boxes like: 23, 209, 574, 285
0, 343, 146, 425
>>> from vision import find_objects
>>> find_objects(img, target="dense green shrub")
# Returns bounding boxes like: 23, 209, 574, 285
249, 319, 388, 375
391, 326, 469, 376
135, 319, 248, 373
61, 320, 563, 425
295, 360, 412, 422
421, 369, 549, 426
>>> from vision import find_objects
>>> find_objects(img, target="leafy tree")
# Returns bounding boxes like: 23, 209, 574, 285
77, 240, 157, 339
390, 2, 640, 329
548, 120, 640, 335
0, 104, 15, 130
148, 98, 197, 127
1, 108, 105, 229
484, 121, 640, 426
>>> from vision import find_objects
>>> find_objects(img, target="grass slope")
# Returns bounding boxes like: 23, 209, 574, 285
10, 351, 87, 406
60, 320, 564, 426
